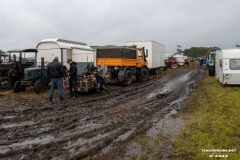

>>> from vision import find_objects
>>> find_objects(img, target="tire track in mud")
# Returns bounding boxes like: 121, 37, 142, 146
0, 67, 205, 159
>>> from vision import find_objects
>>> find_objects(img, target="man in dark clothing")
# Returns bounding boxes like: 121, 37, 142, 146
47, 56, 65, 102
94, 71, 109, 95
67, 59, 78, 98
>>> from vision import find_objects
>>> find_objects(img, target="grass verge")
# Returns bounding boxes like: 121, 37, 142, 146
173, 74, 240, 159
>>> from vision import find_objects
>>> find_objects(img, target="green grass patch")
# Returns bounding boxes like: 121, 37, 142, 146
173, 75, 240, 160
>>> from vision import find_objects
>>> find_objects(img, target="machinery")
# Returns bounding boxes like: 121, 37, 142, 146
96, 45, 149, 86
14, 57, 49, 93
0, 49, 37, 90
165, 57, 178, 69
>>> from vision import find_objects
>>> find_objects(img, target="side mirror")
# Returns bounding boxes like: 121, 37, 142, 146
145, 49, 148, 57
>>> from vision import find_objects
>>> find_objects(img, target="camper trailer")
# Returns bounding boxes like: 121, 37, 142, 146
36, 39, 95, 74
215, 49, 240, 85
173, 54, 185, 66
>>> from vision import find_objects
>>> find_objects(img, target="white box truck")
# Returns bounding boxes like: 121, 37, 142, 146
36, 38, 95, 75
126, 41, 165, 74
215, 48, 240, 85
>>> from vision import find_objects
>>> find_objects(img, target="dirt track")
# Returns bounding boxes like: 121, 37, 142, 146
0, 64, 205, 160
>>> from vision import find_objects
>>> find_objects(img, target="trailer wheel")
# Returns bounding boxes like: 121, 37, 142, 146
140, 68, 149, 82
0, 77, 12, 90
34, 81, 45, 94
14, 81, 26, 93
122, 69, 132, 86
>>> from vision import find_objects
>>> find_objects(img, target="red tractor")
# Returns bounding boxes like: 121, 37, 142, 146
165, 57, 178, 69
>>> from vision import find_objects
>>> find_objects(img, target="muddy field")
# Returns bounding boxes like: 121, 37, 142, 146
0, 64, 205, 160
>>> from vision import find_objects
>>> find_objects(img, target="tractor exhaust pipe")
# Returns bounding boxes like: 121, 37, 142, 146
41, 57, 44, 80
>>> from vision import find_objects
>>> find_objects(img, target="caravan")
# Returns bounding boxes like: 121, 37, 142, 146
215, 48, 240, 85
36, 38, 95, 74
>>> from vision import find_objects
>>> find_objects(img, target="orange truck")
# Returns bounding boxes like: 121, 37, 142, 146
96, 45, 149, 86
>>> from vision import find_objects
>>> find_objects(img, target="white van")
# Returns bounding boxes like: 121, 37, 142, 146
215, 48, 240, 85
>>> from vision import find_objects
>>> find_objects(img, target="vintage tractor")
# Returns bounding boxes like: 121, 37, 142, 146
165, 57, 178, 69
14, 57, 49, 94
0, 49, 37, 90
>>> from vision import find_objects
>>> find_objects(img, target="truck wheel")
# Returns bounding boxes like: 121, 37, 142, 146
0, 77, 12, 90
14, 81, 26, 93
122, 70, 132, 86
170, 63, 178, 69
140, 68, 149, 82
34, 81, 45, 94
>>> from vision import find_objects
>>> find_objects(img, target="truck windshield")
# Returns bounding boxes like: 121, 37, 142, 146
230, 59, 240, 70
138, 49, 142, 57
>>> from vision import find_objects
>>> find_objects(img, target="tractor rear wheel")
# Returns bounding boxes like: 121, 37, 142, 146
14, 81, 26, 93
122, 69, 132, 86
0, 77, 12, 90
170, 63, 178, 69
34, 81, 45, 94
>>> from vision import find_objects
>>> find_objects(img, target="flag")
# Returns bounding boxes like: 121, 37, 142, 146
177, 44, 182, 48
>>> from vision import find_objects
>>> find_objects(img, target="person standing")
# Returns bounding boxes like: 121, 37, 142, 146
47, 56, 65, 102
67, 59, 78, 98
206, 58, 210, 69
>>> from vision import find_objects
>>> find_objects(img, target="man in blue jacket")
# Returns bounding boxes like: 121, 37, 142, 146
94, 71, 109, 95
47, 56, 65, 102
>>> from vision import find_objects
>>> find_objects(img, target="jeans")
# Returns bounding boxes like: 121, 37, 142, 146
48, 78, 64, 99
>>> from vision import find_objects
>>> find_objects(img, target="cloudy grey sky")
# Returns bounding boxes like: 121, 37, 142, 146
0, 0, 239, 53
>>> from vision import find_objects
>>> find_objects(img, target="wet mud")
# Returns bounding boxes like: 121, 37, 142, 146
0, 65, 205, 160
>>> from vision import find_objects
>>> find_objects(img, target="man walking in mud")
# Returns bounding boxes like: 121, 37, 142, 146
47, 56, 65, 102
67, 59, 78, 98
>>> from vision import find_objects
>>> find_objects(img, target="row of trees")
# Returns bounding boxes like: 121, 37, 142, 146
183, 47, 220, 58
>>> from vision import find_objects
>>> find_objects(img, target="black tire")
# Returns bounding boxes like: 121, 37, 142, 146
140, 68, 149, 82
122, 69, 132, 86
34, 81, 45, 94
14, 81, 26, 93
0, 77, 12, 90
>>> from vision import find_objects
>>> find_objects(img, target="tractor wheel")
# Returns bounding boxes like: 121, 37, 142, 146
13, 81, 26, 93
170, 63, 178, 69
122, 69, 132, 86
140, 68, 149, 82
0, 77, 12, 90
34, 81, 45, 94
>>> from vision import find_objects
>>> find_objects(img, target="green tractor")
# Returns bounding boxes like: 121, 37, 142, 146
0, 49, 37, 90
14, 57, 50, 94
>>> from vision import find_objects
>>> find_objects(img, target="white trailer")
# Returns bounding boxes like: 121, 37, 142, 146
173, 54, 185, 66
126, 41, 165, 74
36, 38, 95, 75
215, 48, 240, 85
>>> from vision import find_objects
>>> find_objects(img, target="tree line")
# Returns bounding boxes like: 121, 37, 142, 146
183, 47, 221, 58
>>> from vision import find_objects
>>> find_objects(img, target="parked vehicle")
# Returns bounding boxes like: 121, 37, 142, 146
184, 56, 190, 66
36, 38, 95, 74
173, 54, 185, 66
0, 49, 37, 90
208, 51, 216, 76
215, 48, 240, 85
96, 45, 149, 86
14, 57, 49, 93
165, 57, 178, 69
126, 41, 165, 74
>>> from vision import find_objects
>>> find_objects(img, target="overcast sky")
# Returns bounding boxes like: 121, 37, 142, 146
0, 0, 239, 53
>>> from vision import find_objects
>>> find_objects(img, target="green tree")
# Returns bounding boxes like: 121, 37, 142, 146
183, 47, 220, 58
